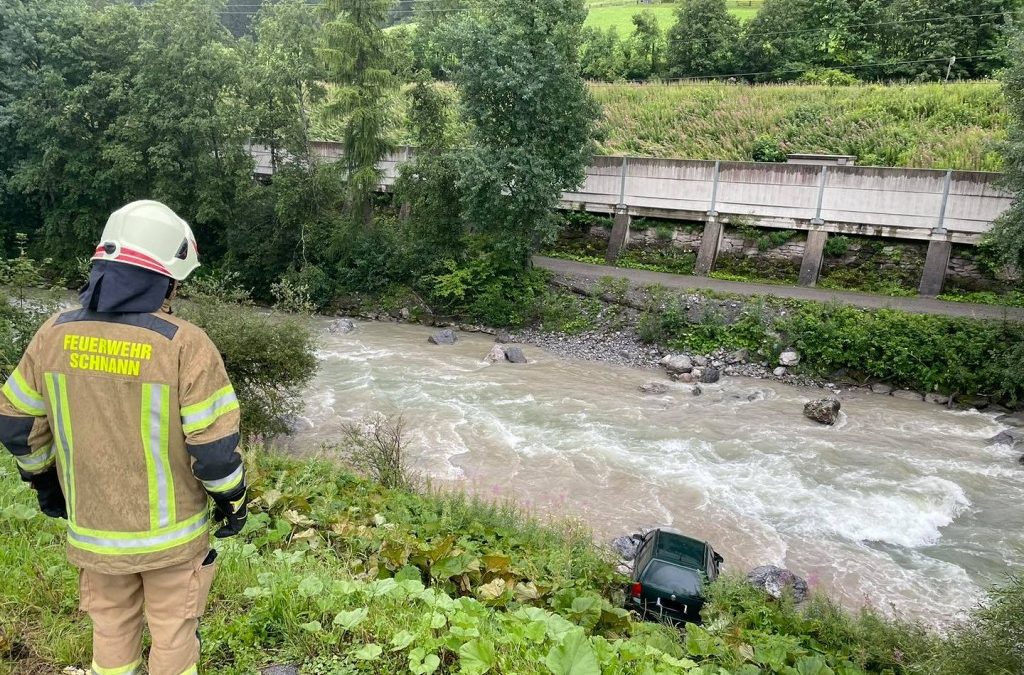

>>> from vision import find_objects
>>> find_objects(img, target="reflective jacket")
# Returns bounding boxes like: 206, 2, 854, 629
0, 306, 243, 574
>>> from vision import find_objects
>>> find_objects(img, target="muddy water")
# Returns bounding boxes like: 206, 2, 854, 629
291, 320, 1023, 624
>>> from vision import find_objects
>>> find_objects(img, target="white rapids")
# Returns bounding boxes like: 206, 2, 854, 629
289, 320, 1024, 625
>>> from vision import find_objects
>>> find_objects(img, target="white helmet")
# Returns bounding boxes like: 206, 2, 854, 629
92, 200, 200, 281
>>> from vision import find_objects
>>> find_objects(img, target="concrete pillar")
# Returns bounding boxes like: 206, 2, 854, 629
694, 216, 724, 276
605, 208, 631, 264
919, 240, 952, 296
798, 230, 828, 287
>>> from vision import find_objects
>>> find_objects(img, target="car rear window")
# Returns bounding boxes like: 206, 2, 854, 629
644, 561, 703, 596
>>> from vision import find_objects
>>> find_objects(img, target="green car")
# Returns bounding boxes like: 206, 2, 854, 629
627, 529, 723, 625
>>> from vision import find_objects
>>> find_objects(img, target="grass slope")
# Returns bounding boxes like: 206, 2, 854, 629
591, 81, 1007, 170
0, 448, 970, 675
583, 0, 761, 31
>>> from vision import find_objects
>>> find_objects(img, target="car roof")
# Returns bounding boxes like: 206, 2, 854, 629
650, 529, 710, 570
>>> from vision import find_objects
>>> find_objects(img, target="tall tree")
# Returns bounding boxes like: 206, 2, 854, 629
623, 10, 665, 80
580, 26, 625, 81
988, 27, 1024, 271
740, 0, 858, 80
320, 0, 400, 225
451, 0, 601, 265
243, 0, 326, 167
666, 0, 741, 78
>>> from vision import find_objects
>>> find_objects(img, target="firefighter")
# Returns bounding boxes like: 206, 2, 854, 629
0, 200, 247, 675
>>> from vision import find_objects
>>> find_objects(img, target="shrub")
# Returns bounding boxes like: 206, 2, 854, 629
340, 414, 417, 491
178, 298, 319, 437
798, 68, 861, 86
824, 234, 852, 257
752, 134, 788, 162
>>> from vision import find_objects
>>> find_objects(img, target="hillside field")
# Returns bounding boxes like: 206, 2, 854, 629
590, 81, 1007, 170
584, 0, 761, 31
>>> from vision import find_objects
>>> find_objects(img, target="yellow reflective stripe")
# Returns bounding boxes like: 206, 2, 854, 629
15, 443, 56, 473
203, 464, 244, 494
141, 384, 175, 529
181, 385, 238, 434
45, 373, 75, 522
177, 666, 198, 675
91, 658, 141, 675
67, 509, 210, 556
2, 368, 46, 416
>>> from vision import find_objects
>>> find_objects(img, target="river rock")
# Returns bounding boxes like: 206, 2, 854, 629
773, 366, 787, 377
726, 348, 749, 364
988, 430, 1022, 448
692, 385, 703, 397
660, 354, 693, 375
692, 355, 709, 367
504, 346, 528, 364
957, 394, 990, 410
869, 383, 894, 395
691, 367, 704, 380
639, 382, 670, 395
327, 318, 356, 334
262, 667, 299, 675
428, 329, 458, 345
779, 350, 801, 367
495, 330, 512, 344
892, 389, 924, 401
925, 393, 951, 405
997, 411, 1024, 427
747, 565, 809, 603
804, 398, 841, 425
611, 535, 641, 561
700, 367, 721, 384
485, 345, 506, 363
675, 372, 697, 384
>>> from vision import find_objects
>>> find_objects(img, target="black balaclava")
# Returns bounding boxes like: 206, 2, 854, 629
79, 260, 173, 314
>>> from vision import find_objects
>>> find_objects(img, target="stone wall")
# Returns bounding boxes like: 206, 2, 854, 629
583, 222, 1010, 290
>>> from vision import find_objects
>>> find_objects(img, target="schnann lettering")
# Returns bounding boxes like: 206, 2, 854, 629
63, 334, 153, 378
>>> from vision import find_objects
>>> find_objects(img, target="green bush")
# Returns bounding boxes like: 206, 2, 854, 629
752, 134, 788, 163
178, 298, 319, 437
824, 235, 852, 258
779, 303, 1024, 402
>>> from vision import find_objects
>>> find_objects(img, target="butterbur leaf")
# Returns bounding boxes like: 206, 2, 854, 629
459, 638, 497, 673
545, 630, 600, 675
297, 576, 324, 598
298, 620, 322, 633
481, 554, 510, 572
390, 630, 416, 651
685, 622, 720, 657
794, 656, 835, 675
353, 643, 383, 661
477, 578, 507, 601
514, 581, 540, 602
333, 607, 368, 630
283, 509, 313, 526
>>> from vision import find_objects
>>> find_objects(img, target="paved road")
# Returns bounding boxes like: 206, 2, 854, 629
535, 256, 1024, 322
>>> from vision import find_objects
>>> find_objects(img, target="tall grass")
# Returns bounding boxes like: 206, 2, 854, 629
591, 81, 1007, 170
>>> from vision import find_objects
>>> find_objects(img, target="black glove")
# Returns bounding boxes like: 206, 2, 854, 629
20, 466, 68, 519
211, 483, 247, 538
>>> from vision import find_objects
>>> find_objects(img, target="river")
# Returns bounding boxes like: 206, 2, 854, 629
290, 320, 1023, 625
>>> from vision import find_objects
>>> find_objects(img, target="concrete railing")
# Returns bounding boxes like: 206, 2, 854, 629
249, 142, 1014, 295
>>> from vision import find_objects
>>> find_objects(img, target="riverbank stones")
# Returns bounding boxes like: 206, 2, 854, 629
638, 382, 670, 395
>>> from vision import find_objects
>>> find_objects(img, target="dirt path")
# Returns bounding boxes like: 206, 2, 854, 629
534, 256, 1024, 322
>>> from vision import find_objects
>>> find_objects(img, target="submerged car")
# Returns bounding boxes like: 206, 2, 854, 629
627, 528, 723, 624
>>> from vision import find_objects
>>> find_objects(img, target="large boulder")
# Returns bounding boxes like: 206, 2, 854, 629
485, 345, 507, 363
892, 389, 924, 401
700, 367, 721, 384
870, 383, 893, 395
504, 346, 528, 364
804, 398, 841, 425
747, 565, 809, 602
327, 318, 356, 334
997, 411, 1024, 428
773, 366, 787, 377
778, 350, 801, 367
660, 354, 693, 375
639, 382, 670, 395
428, 329, 458, 345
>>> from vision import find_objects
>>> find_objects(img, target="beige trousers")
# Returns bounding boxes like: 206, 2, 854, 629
78, 550, 217, 675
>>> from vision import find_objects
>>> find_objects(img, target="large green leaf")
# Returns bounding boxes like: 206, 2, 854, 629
459, 638, 497, 674
544, 630, 601, 675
